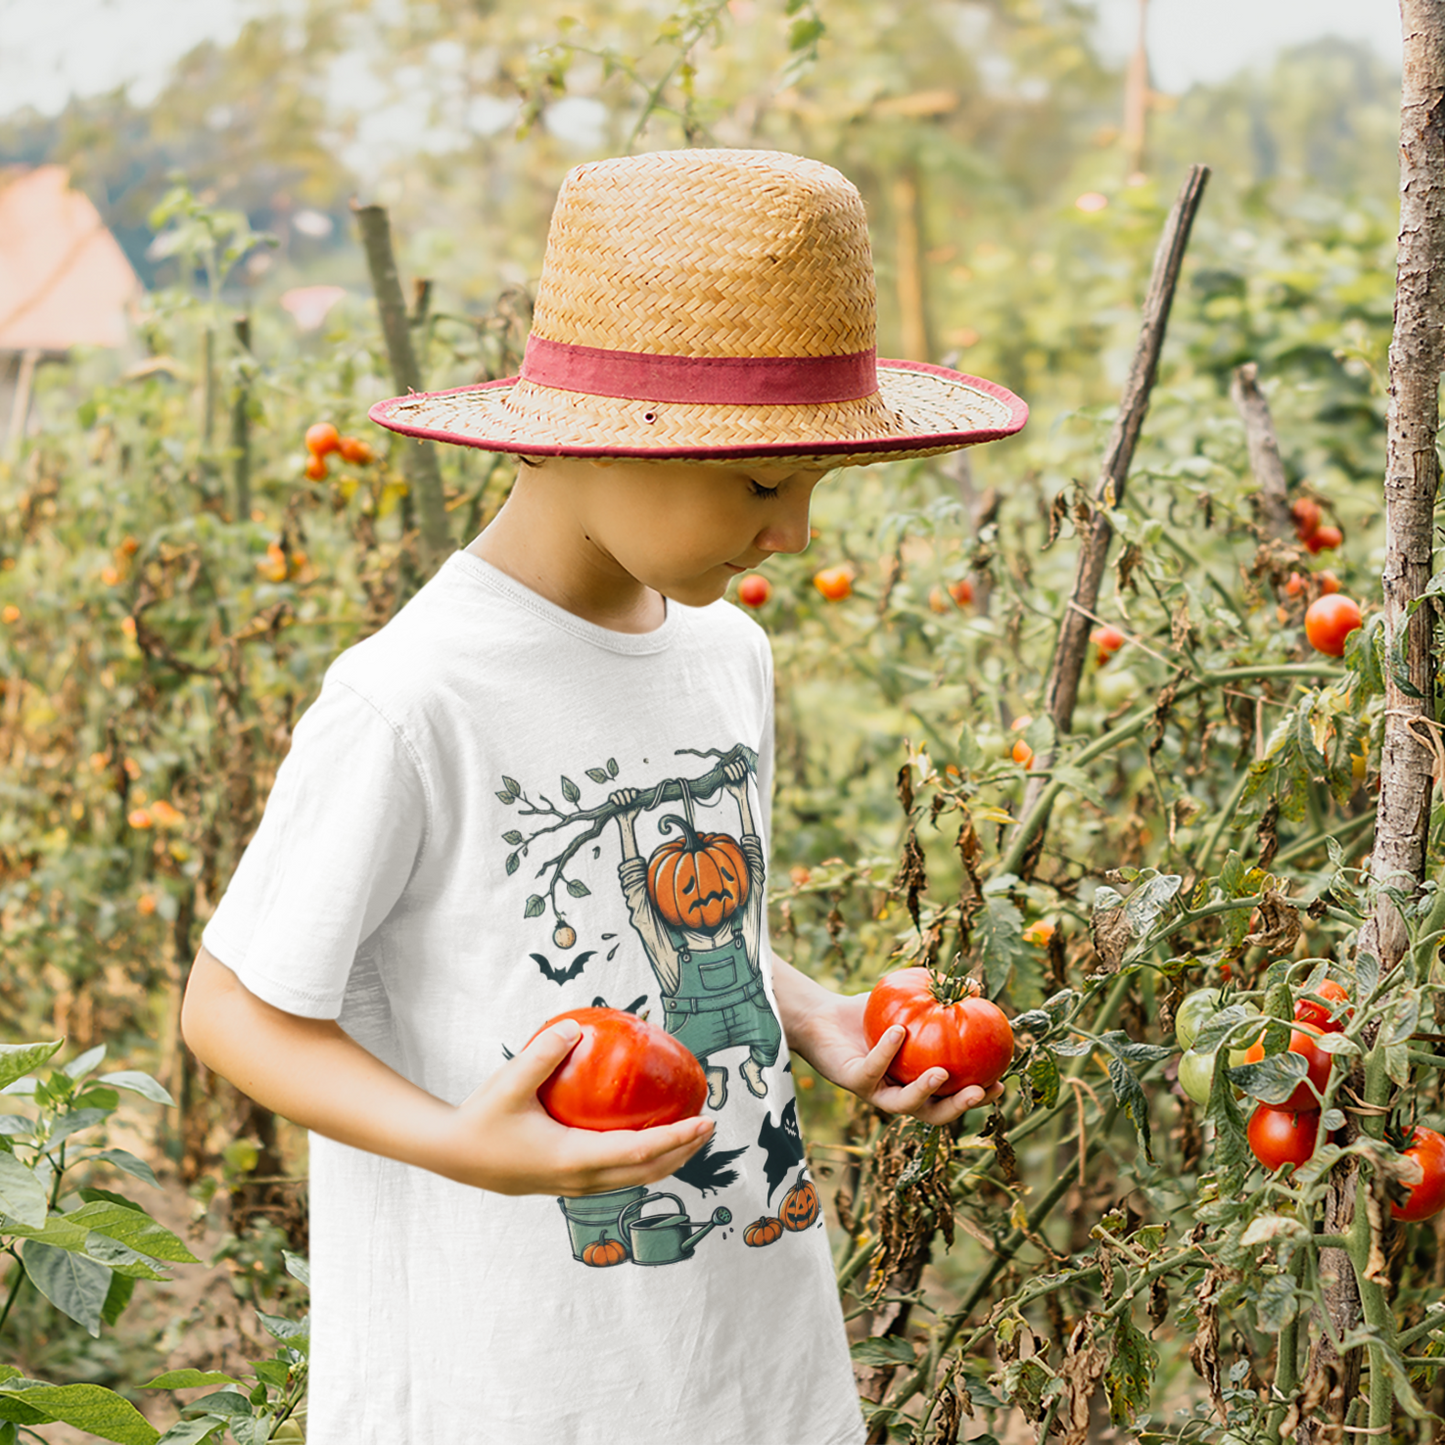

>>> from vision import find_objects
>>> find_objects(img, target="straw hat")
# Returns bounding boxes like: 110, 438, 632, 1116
369, 149, 1027, 466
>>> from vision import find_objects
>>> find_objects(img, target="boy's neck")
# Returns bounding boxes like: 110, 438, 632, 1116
466, 478, 668, 635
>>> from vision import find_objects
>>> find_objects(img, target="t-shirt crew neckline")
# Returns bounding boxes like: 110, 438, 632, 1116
447, 550, 684, 655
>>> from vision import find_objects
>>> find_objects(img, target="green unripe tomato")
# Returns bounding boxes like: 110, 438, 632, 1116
1096, 667, 1141, 710
1178, 1048, 1216, 1105
1175, 989, 1222, 1050
272, 1423, 305, 1443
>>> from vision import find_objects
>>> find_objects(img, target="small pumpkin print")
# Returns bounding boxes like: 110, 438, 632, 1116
744, 1216, 784, 1248
645, 814, 750, 931
582, 1232, 628, 1267
780, 1178, 820, 1232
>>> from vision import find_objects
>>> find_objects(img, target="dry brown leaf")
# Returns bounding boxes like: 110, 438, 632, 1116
1058, 1317, 1108, 1445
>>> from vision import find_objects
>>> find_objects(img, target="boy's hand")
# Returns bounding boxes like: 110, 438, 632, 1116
785, 986, 1003, 1126
440, 1019, 715, 1197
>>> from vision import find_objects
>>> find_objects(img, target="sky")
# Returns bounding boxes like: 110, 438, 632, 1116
0, 0, 1406, 121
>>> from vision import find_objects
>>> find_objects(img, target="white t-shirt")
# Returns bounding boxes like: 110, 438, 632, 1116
202, 552, 865, 1445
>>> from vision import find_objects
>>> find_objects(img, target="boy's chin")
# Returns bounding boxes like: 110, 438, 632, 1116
659, 578, 732, 608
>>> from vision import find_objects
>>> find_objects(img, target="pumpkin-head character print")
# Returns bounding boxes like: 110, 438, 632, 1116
611, 752, 782, 1112
645, 814, 750, 932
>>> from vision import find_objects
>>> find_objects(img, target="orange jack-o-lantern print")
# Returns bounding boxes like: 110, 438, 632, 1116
780, 1177, 820, 1231
646, 814, 750, 931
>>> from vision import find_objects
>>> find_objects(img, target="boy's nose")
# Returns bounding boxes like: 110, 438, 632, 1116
757, 489, 817, 555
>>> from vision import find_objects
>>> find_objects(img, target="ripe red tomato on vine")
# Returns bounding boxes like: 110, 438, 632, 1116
1293, 978, 1352, 1033
1304, 524, 1343, 554
1390, 1125, 1445, 1222
813, 565, 854, 601
1304, 594, 1362, 656
1090, 624, 1126, 665
527, 1007, 707, 1131
736, 573, 771, 608
1243, 1022, 1332, 1112
305, 422, 341, 458
863, 967, 1014, 1095
1248, 1105, 1320, 1170
1291, 497, 1322, 539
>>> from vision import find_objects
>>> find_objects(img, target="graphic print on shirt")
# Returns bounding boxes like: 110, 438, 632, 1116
497, 741, 820, 1268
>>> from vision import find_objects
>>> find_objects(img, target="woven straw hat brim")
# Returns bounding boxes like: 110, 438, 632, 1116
369, 359, 1027, 468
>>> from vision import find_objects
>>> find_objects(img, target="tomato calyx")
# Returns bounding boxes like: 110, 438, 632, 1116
927, 967, 984, 1007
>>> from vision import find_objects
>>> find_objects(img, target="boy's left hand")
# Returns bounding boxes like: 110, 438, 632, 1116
797, 989, 1003, 1125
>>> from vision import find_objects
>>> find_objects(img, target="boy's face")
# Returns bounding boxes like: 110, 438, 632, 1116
543, 456, 831, 608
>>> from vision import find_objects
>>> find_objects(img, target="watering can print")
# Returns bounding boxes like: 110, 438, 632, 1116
618, 1192, 732, 1266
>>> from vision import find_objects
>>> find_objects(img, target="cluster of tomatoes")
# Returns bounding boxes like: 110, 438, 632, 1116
1176, 981, 1445, 1220
304, 422, 376, 481
1291, 496, 1343, 555
736, 566, 976, 613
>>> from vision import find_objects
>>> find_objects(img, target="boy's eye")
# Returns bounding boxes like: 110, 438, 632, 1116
748, 481, 781, 499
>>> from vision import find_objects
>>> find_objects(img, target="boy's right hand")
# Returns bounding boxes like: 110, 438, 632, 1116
437, 1019, 715, 1197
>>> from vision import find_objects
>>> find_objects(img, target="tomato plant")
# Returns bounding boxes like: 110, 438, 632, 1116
1390, 1126, 1445, 1222
529, 1008, 707, 1131
1248, 1105, 1320, 1171
862, 967, 1014, 1094
1304, 593, 1363, 655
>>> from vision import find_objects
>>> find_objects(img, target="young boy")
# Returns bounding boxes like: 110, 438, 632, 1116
181, 149, 1026, 1444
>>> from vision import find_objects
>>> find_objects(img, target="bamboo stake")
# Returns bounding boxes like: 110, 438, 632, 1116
1230, 362, 1295, 539
352, 202, 450, 563
1011, 165, 1210, 867
231, 314, 252, 522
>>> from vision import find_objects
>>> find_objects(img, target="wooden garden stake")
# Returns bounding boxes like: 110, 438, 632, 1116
1230, 362, 1294, 540
353, 202, 451, 563
1296, 5, 1445, 1436
231, 314, 252, 522
1013, 164, 1210, 865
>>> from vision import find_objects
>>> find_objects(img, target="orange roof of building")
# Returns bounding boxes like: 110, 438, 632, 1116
0, 165, 141, 352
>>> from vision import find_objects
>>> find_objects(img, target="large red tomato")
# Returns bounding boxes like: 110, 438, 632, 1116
1304, 594, 1362, 656
1243, 1022, 1332, 1112
863, 968, 1014, 1095
529, 1008, 707, 1131
1293, 978, 1352, 1033
1391, 1126, 1445, 1223
1248, 1105, 1320, 1171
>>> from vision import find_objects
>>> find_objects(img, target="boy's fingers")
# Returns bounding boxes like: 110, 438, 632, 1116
858, 1025, 905, 1088
564, 1115, 713, 1194
505, 1020, 583, 1097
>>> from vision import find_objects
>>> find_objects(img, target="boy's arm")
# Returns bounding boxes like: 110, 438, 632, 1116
181, 946, 712, 1197
768, 954, 1002, 1125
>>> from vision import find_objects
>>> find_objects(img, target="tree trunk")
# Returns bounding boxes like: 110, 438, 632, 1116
1357, 0, 1445, 975
1296, 5, 1445, 1436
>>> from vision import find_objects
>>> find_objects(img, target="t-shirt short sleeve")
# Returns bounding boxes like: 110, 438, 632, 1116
201, 678, 430, 1019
